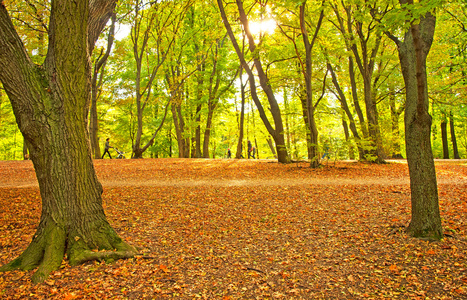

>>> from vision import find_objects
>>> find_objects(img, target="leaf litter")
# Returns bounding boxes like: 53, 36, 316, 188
0, 159, 466, 299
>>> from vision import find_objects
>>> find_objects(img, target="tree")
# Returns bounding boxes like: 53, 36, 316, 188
385, 0, 443, 239
217, 0, 290, 163
441, 112, 449, 158
277, 0, 326, 167
0, 0, 136, 283
331, 1, 386, 163
90, 13, 116, 159
129, 0, 190, 159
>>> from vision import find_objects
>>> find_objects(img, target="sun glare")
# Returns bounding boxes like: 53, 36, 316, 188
248, 19, 277, 36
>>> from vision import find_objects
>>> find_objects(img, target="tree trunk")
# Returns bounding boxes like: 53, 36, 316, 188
299, 90, 313, 160
0, 1, 136, 283
203, 107, 214, 158
299, 2, 324, 168
236, 67, 246, 159
450, 112, 460, 159
349, 57, 368, 140
266, 137, 277, 159
391, 4, 442, 240
194, 103, 202, 158
441, 117, 449, 159
172, 103, 189, 158
389, 88, 404, 158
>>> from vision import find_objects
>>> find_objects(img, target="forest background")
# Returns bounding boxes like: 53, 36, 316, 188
0, 0, 466, 162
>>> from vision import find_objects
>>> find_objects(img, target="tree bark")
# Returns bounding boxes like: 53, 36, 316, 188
389, 2, 442, 240
0, 1, 136, 283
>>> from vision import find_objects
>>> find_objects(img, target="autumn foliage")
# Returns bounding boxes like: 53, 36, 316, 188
0, 159, 466, 299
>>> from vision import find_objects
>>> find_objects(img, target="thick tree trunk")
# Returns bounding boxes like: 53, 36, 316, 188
441, 117, 449, 159
393, 5, 442, 240
0, 1, 136, 283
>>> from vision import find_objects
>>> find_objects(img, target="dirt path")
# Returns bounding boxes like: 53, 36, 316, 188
0, 158, 466, 188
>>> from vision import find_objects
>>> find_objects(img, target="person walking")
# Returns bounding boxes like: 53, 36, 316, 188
102, 138, 113, 159
247, 140, 252, 159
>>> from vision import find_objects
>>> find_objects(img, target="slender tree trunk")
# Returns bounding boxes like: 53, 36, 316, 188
203, 105, 214, 158
0, 1, 136, 283
299, 2, 324, 167
284, 88, 292, 160
389, 88, 404, 158
441, 117, 449, 159
299, 90, 313, 159
391, 4, 442, 240
349, 57, 368, 139
194, 103, 202, 158
266, 137, 277, 159
236, 68, 246, 159
450, 112, 460, 159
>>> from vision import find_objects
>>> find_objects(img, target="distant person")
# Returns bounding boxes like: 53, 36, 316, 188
227, 148, 231, 159
102, 138, 113, 159
247, 140, 252, 159
252, 146, 256, 159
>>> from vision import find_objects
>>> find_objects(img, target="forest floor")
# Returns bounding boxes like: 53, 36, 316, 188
0, 158, 466, 299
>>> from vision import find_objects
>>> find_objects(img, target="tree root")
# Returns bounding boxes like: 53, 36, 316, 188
70, 250, 136, 266
0, 220, 137, 283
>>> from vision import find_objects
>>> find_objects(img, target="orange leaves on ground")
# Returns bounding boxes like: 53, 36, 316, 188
0, 159, 466, 299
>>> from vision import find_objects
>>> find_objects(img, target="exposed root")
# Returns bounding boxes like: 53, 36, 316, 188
31, 225, 66, 283
70, 250, 136, 266
0, 221, 137, 283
